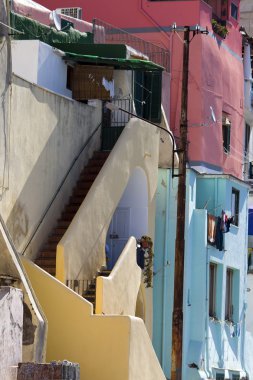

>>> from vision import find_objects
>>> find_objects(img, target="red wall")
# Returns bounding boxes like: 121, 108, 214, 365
36, 0, 244, 178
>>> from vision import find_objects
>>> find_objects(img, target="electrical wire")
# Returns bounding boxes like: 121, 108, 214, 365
0, 20, 24, 34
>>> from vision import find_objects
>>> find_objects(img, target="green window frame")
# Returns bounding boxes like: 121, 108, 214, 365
134, 70, 162, 123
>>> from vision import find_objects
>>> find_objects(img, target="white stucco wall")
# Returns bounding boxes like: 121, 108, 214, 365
57, 117, 159, 282
96, 236, 141, 316
0, 75, 101, 258
115, 168, 148, 239
0, 287, 23, 380
11, 40, 72, 97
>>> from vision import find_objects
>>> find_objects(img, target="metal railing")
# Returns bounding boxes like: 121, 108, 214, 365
22, 122, 103, 254
93, 18, 170, 72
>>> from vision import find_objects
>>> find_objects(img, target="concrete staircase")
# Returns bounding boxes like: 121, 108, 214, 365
83, 268, 111, 309
35, 151, 109, 276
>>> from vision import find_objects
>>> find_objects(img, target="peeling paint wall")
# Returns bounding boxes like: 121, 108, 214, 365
0, 221, 47, 364
0, 287, 23, 380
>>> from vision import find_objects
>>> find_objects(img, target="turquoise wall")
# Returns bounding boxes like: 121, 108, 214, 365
153, 170, 248, 379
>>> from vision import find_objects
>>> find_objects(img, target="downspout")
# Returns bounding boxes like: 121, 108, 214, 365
242, 197, 249, 378
205, 245, 211, 378
161, 169, 171, 369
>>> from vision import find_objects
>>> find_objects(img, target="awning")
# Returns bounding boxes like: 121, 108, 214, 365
63, 52, 164, 71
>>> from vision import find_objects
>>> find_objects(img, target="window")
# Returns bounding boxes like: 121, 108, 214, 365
59, 7, 82, 20
216, 373, 225, 380
66, 66, 73, 90
245, 123, 250, 155
209, 263, 217, 317
134, 71, 162, 123
225, 268, 233, 321
232, 374, 240, 380
231, 188, 239, 226
222, 113, 231, 153
231, 3, 238, 20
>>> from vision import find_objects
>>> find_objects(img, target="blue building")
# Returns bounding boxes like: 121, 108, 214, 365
153, 169, 249, 380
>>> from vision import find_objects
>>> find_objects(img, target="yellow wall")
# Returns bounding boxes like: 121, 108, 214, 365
22, 258, 166, 380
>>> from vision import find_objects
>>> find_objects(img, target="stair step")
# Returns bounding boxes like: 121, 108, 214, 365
72, 188, 89, 197
57, 220, 71, 228
63, 205, 80, 214
42, 267, 56, 276
69, 196, 85, 205
43, 241, 58, 250
93, 151, 110, 160
48, 234, 62, 243
97, 270, 111, 277
82, 166, 102, 175
61, 211, 76, 221
53, 227, 67, 235
39, 250, 56, 258
79, 173, 97, 182
83, 294, 96, 301
88, 157, 107, 166
76, 180, 93, 190
35, 258, 56, 267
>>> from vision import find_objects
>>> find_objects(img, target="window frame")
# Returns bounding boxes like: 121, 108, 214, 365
222, 113, 231, 154
225, 268, 233, 322
216, 373, 225, 380
231, 188, 239, 226
231, 3, 238, 20
209, 263, 217, 318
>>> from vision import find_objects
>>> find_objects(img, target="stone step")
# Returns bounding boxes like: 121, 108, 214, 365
68, 196, 85, 205
35, 258, 56, 267
39, 250, 56, 258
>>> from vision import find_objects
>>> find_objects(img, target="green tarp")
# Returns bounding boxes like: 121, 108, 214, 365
10, 12, 93, 45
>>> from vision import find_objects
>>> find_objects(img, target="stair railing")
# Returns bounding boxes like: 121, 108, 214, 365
21, 122, 103, 255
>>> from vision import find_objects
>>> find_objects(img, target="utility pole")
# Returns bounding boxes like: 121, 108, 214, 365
171, 26, 190, 380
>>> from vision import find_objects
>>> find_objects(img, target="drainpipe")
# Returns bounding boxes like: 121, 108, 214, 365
161, 169, 172, 370
243, 41, 252, 111
205, 245, 211, 378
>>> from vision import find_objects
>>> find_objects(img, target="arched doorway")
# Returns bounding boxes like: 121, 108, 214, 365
106, 167, 148, 269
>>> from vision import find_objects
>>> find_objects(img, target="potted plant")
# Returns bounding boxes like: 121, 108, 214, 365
211, 19, 229, 39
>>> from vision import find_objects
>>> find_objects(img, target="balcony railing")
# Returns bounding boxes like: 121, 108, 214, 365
92, 18, 170, 72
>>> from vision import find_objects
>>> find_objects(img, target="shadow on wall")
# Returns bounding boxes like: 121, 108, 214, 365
0, 0, 12, 203
4, 77, 101, 257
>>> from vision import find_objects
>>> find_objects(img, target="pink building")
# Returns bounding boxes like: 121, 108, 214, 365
38, 0, 244, 179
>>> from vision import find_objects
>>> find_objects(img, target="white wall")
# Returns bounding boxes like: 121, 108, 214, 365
11, 40, 72, 97
115, 168, 148, 239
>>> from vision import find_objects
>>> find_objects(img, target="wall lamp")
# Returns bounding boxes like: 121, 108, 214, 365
239, 26, 247, 36
105, 102, 181, 178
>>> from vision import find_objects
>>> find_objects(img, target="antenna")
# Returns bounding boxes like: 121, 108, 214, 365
49, 10, 62, 31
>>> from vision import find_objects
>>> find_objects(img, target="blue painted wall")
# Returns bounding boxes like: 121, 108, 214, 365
153, 170, 249, 379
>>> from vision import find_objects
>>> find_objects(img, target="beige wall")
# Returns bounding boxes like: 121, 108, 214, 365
0, 75, 102, 259
57, 117, 160, 283
0, 0, 11, 208
22, 258, 166, 380
96, 236, 141, 315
